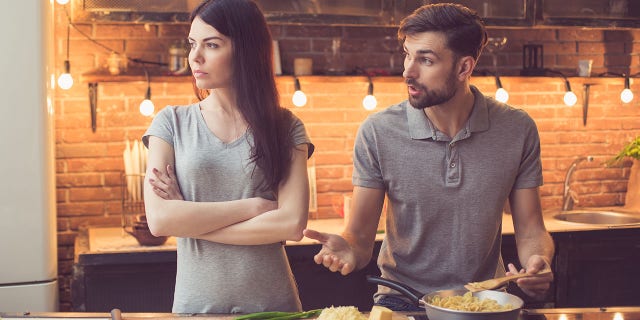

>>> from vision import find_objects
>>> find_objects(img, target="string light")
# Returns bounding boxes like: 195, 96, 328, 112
546, 69, 577, 106
139, 68, 154, 116
57, 24, 73, 90
563, 86, 578, 107
292, 77, 307, 107
362, 77, 377, 110
494, 75, 509, 103
621, 74, 634, 103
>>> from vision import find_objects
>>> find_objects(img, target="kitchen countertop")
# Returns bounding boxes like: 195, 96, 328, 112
81, 207, 640, 255
3, 308, 640, 320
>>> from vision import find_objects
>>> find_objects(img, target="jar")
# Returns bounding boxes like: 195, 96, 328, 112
107, 52, 122, 75
169, 42, 187, 73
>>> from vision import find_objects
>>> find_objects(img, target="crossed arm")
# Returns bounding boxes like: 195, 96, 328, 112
143, 136, 310, 245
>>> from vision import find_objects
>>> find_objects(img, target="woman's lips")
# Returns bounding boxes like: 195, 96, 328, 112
193, 70, 207, 78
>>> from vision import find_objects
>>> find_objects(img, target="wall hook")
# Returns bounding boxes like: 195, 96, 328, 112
88, 83, 98, 132
581, 83, 597, 127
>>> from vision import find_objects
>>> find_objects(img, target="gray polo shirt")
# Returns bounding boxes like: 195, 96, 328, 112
353, 86, 542, 299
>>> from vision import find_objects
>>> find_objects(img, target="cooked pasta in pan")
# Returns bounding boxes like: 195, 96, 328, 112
427, 291, 513, 312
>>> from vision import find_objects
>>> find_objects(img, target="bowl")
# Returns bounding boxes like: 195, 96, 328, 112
423, 289, 523, 320
123, 220, 168, 246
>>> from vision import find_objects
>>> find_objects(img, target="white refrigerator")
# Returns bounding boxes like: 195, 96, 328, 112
0, 0, 58, 312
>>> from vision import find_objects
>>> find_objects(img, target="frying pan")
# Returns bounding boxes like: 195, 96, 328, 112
367, 275, 523, 320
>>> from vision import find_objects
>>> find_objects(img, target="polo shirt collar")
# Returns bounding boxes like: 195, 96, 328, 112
406, 85, 490, 140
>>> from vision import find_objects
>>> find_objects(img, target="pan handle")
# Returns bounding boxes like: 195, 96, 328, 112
366, 275, 423, 307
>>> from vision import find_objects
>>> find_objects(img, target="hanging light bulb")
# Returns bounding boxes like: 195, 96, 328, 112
563, 79, 577, 107
362, 77, 377, 110
58, 24, 73, 90
57, 60, 73, 90
292, 77, 307, 107
56, 0, 70, 4
139, 89, 155, 116
544, 68, 577, 107
494, 75, 509, 103
621, 74, 634, 103
139, 68, 155, 116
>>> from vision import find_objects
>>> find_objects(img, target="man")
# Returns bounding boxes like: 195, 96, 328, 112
303, 3, 554, 311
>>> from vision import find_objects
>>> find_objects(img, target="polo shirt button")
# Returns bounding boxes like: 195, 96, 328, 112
450, 163, 456, 168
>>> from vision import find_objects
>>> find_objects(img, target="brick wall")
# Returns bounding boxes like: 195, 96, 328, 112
53, 4, 640, 311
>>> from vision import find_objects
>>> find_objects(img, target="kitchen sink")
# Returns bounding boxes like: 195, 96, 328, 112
552, 210, 640, 225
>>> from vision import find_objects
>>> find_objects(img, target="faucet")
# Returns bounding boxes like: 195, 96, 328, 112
562, 156, 594, 211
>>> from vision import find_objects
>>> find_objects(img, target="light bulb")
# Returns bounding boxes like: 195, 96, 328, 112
292, 90, 307, 107
563, 91, 577, 106
57, 73, 73, 90
495, 87, 509, 103
621, 88, 633, 103
362, 94, 377, 110
139, 99, 155, 116
56, 0, 70, 4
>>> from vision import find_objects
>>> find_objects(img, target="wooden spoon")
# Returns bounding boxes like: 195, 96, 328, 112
464, 267, 552, 292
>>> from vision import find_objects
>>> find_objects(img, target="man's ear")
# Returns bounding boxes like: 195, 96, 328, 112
457, 56, 476, 80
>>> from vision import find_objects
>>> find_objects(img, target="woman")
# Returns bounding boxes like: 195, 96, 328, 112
142, 0, 314, 314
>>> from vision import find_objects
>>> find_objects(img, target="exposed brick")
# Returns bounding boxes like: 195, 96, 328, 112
317, 166, 346, 179
57, 173, 103, 188
57, 231, 78, 246
56, 143, 109, 159
57, 202, 104, 216
578, 42, 625, 55
94, 24, 159, 39
283, 25, 342, 38
317, 178, 353, 193
71, 39, 125, 55
157, 24, 189, 38
279, 38, 313, 53
558, 29, 604, 42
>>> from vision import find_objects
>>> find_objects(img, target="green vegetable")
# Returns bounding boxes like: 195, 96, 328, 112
234, 309, 322, 320
235, 312, 295, 320
608, 136, 640, 166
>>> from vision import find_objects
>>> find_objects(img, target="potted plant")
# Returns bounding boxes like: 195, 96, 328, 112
609, 136, 640, 210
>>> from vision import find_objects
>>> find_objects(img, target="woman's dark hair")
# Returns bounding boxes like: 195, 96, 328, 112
398, 3, 488, 60
190, 0, 296, 192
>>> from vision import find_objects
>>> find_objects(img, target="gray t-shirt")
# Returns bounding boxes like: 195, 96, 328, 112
353, 86, 542, 300
143, 104, 313, 314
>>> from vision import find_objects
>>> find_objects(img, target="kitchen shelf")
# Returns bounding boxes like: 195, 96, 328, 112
80, 67, 190, 83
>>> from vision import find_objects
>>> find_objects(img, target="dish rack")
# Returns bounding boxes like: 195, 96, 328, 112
121, 173, 146, 229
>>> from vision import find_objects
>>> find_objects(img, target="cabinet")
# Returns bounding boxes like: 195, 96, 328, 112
553, 228, 640, 307
540, 0, 640, 28
71, 229, 177, 312
405, 0, 640, 29
72, 226, 640, 312
406, 0, 534, 27
503, 228, 640, 308
285, 243, 382, 311
69, 0, 640, 28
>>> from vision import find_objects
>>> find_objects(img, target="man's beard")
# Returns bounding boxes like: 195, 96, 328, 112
406, 72, 458, 110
